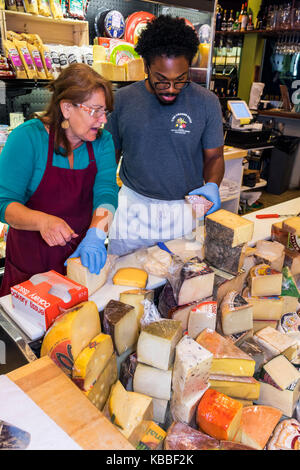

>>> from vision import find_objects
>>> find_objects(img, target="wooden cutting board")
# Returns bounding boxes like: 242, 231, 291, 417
7, 356, 134, 450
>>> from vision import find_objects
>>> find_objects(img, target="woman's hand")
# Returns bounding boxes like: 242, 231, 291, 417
39, 213, 78, 247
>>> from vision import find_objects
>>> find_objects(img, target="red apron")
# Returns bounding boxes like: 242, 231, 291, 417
0, 127, 97, 296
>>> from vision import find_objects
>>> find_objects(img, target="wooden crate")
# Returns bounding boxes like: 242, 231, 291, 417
0, 10, 89, 47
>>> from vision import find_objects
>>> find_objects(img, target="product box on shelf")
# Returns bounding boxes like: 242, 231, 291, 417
11, 270, 88, 332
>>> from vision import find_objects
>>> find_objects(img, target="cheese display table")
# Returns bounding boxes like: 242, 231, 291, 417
0, 203, 299, 451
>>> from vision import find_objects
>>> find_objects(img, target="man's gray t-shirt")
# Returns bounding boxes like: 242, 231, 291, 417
106, 81, 224, 201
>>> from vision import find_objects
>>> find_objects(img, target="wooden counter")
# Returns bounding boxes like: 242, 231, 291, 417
7, 356, 134, 450
258, 109, 300, 120
224, 145, 248, 160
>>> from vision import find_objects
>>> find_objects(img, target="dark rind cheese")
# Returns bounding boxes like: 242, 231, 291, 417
119, 352, 137, 391
103, 299, 138, 356
158, 281, 177, 318
205, 236, 245, 275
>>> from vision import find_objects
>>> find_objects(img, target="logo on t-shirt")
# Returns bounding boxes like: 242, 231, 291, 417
171, 113, 192, 135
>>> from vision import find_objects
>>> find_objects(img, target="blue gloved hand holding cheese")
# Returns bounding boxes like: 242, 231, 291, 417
188, 182, 221, 215
67, 227, 107, 275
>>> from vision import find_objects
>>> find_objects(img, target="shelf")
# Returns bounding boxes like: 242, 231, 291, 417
241, 179, 267, 192
221, 194, 240, 202
0, 10, 89, 46
215, 28, 297, 37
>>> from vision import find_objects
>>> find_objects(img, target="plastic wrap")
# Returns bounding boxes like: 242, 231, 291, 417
267, 418, 300, 450
139, 298, 161, 329
37, 0, 51, 16
157, 281, 177, 318
282, 266, 300, 298
119, 352, 137, 391
135, 247, 173, 278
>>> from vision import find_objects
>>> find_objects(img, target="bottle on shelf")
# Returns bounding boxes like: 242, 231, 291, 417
227, 10, 234, 31
221, 9, 228, 31
255, 4, 264, 30
261, 6, 268, 29
238, 5, 244, 31
216, 4, 222, 31
241, 1, 249, 31
233, 11, 240, 31
266, 5, 273, 30
247, 14, 254, 30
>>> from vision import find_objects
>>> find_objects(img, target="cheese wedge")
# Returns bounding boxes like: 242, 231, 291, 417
254, 327, 298, 361
242, 287, 283, 320
238, 338, 264, 374
188, 301, 217, 338
133, 363, 172, 400
152, 398, 169, 424
137, 319, 182, 371
240, 405, 282, 450
72, 333, 113, 392
172, 335, 212, 400
213, 271, 247, 304
257, 354, 300, 391
284, 251, 300, 276
283, 216, 300, 236
169, 302, 198, 332
103, 300, 139, 356
93, 61, 126, 81
205, 237, 246, 275
66, 256, 113, 295
196, 389, 243, 441
221, 291, 253, 336
175, 258, 215, 306
171, 385, 209, 425
119, 289, 154, 327
84, 353, 117, 411
254, 240, 285, 272
108, 380, 131, 429
113, 267, 148, 288
205, 209, 254, 248
196, 328, 255, 377
248, 264, 283, 297
282, 295, 300, 314
253, 319, 278, 333
124, 58, 145, 81
165, 422, 220, 450
40, 301, 101, 377
209, 375, 260, 400
257, 380, 300, 418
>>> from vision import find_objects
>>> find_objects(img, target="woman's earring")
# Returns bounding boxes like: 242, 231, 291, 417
61, 119, 69, 129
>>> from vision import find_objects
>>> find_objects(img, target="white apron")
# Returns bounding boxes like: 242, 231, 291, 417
108, 185, 197, 256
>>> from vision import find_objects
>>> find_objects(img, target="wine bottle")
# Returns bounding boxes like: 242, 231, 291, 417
221, 9, 227, 31
216, 4, 222, 31
227, 10, 234, 31
247, 14, 254, 30
233, 11, 240, 31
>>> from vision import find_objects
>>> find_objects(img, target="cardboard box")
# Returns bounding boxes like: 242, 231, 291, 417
11, 271, 88, 331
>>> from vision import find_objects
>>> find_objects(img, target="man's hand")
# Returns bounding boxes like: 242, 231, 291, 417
67, 227, 107, 274
39, 214, 78, 247
188, 182, 221, 215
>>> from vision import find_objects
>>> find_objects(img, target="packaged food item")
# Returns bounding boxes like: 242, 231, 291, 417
15, 0, 25, 11
57, 45, 69, 70
6, 31, 22, 42
23, 0, 38, 14
67, 0, 84, 19
46, 44, 61, 78
0, 0, 6, 9
49, 0, 63, 18
267, 418, 300, 450
14, 39, 37, 79
38, 44, 54, 79
82, 45, 93, 66
27, 42, 47, 79
5, 0, 17, 11
3, 40, 27, 79
37, 0, 51, 16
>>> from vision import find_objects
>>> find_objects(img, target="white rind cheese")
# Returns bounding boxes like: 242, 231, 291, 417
248, 264, 283, 297
133, 363, 172, 400
188, 301, 217, 338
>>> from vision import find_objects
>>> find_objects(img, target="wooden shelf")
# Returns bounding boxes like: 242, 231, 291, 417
0, 10, 89, 46
241, 178, 267, 192
215, 28, 296, 36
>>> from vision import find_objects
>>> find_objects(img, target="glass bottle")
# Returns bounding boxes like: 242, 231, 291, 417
233, 11, 240, 31
227, 10, 234, 31
247, 14, 254, 30
241, 3, 249, 31
216, 4, 222, 31
221, 9, 227, 31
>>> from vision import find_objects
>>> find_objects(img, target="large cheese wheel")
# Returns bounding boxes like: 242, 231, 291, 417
40, 301, 101, 377
196, 389, 243, 441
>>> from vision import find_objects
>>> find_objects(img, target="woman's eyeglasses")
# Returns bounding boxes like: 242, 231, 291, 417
147, 66, 191, 91
73, 103, 109, 118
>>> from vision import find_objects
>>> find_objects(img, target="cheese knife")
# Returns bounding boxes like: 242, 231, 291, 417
256, 213, 299, 219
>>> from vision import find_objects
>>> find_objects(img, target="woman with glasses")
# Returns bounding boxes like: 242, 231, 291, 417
106, 15, 225, 256
0, 63, 118, 295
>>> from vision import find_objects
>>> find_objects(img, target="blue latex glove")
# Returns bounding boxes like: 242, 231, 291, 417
66, 227, 107, 275
188, 182, 221, 216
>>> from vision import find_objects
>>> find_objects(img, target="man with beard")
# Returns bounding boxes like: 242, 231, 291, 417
106, 15, 224, 256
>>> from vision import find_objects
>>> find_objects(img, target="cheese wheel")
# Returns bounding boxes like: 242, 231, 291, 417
196, 389, 243, 441
40, 301, 101, 377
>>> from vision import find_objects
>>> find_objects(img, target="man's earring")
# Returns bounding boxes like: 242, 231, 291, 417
61, 119, 69, 129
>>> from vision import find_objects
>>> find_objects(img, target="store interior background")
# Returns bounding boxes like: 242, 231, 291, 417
0, 0, 299, 214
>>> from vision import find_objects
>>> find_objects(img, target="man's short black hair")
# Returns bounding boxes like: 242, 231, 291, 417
135, 15, 199, 66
